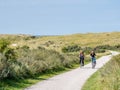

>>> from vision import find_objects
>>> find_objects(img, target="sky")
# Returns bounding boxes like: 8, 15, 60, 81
0, 0, 120, 35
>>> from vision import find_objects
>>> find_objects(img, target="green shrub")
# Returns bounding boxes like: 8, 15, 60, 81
0, 39, 18, 80
95, 44, 120, 51
0, 41, 79, 80
0, 39, 10, 53
95, 49, 106, 53
8, 47, 79, 79
95, 45, 111, 49
82, 47, 93, 54
62, 45, 81, 53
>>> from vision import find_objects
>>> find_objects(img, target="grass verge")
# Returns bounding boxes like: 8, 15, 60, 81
82, 54, 120, 90
0, 64, 79, 90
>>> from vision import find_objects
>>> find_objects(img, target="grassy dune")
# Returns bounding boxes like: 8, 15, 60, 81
22, 32, 120, 49
82, 54, 120, 90
0, 32, 120, 90
1, 32, 120, 51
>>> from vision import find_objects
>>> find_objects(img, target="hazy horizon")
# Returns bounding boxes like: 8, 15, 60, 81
0, 31, 119, 36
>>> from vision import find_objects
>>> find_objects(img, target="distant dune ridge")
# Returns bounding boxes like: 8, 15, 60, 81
0, 32, 120, 51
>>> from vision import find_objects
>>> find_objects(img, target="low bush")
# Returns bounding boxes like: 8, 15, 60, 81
62, 45, 106, 54
62, 45, 81, 53
0, 44, 79, 80
82, 47, 93, 54
95, 44, 120, 51
0, 39, 18, 80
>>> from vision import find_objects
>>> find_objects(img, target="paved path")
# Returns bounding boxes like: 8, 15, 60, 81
25, 51, 119, 90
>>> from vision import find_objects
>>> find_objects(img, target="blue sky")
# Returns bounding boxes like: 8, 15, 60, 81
0, 0, 120, 35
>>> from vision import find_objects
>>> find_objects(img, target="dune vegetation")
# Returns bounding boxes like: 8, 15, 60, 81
0, 32, 120, 89
1, 32, 120, 51
82, 54, 120, 90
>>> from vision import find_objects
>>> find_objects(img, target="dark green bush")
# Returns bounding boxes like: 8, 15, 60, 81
114, 44, 120, 50
95, 48, 106, 53
95, 45, 111, 49
0, 39, 10, 53
62, 45, 106, 54
62, 45, 81, 53
21, 45, 29, 50
0, 39, 18, 80
95, 44, 120, 51
82, 47, 93, 54
0, 47, 78, 80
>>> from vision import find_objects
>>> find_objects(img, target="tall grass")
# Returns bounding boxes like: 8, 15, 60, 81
82, 54, 120, 90
0, 39, 79, 80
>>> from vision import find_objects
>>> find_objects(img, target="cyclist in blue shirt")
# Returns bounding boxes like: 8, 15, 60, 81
90, 50, 96, 68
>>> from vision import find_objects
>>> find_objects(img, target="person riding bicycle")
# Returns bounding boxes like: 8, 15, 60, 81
90, 50, 96, 69
79, 51, 85, 67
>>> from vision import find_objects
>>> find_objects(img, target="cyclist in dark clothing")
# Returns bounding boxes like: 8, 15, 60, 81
79, 51, 85, 67
90, 50, 96, 68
